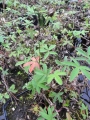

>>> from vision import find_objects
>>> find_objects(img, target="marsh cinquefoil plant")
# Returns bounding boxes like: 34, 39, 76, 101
34, 40, 57, 59
56, 46, 90, 81
23, 63, 66, 94
38, 106, 57, 120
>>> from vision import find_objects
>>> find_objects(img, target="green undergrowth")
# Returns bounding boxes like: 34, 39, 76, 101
0, 0, 90, 119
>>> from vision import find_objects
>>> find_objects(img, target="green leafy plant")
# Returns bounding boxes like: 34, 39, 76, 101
38, 106, 56, 120
1, 0, 90, 119
8, 84, 17, 93
24, 64, 51, 93
76, 46, 90, 64
49, 91, 63, 103
80, 103, 88, 120
35, 41, 57, 59
47, 70, 66, 85
0, 92, 9, 103
67, 30, 88, 38
56, 56, 90, 81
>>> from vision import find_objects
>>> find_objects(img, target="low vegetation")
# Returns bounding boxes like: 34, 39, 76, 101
0, 0, 90, 120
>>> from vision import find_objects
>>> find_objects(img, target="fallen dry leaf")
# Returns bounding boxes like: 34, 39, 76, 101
23, 56, 40, 73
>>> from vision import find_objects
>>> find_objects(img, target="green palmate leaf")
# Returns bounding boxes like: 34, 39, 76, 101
49, 91, 63, 103
31, 64, 50, 93
48, 70, 66, 85
27, 6, 35, 15
39, 106, 56, 120
39, 111, 49, 119
2, 69, 8, 76
55, 75, 62, 85
81, 69, 90, 80
49, 92, 55, 98
70, 67, 79, 81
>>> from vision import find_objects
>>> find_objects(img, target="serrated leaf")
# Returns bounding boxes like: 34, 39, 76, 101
49, 45, 56, 50
55, 75, 62, 85
44, 52, 49, 59
39, 111, 48, 119
48, 106, 52, 116
47, 75, 54, 84
70, 68, 79, 81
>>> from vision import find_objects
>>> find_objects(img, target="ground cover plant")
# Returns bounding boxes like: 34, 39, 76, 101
0, 0, 90, 119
